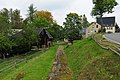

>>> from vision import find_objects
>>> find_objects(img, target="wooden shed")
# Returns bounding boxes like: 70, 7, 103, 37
35, 28, 53, 48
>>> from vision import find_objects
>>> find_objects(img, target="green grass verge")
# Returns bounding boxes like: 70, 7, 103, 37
64, 37, 120, 80
2, 45, 58, 80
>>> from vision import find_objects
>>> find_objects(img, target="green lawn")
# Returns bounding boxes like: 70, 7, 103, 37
2, 45, 58, 80
64, 37, 120, 80
1, 38, 120, 80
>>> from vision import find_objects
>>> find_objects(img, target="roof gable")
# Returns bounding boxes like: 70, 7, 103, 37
35, 28, 53, 39
12, 28, 53, 39
35, 28, 44, 34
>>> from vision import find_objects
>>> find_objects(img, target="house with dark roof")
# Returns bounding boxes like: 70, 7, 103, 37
97, 17, 119, 33
13, 28, 53, 48
85, 17, 119, 38
35, 28, 53, 48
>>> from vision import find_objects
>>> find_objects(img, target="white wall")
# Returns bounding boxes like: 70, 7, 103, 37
86, 23, 101, 38
105, 27, 115, 33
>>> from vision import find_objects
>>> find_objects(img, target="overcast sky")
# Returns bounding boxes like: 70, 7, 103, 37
0, 0, 120, 26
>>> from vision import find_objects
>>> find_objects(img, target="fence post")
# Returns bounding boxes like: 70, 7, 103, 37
14, 60, 17, 68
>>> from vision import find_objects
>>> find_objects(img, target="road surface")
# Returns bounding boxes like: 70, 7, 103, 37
103, 33, 120, 44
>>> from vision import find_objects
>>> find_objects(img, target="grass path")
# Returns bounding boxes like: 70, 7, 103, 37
2, 45, 58, 80
48, 46, 72, 80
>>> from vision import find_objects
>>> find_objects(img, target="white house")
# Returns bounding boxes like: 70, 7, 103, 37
86, 22, 101, 38
86, 17, 119, 38
97, 17, 119, 33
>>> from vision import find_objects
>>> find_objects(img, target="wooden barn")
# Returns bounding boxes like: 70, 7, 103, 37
12, 28, 53, 48
35, 28, 53, 48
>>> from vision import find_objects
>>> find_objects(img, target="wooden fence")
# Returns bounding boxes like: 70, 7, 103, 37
0, 49, 46, 80
92, 36, 120, 56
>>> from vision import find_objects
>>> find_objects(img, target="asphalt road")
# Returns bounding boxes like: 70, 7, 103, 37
104, 33, 120, 44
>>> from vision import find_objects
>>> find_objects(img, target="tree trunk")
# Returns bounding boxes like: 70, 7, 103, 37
2, 53, 5, 60
100, 15, 104, 33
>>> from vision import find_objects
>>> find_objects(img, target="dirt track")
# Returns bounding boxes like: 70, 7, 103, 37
48, 46, 72, 80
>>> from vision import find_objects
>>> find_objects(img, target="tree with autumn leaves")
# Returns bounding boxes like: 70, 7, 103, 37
35, 10, 53, 23
29, 8, 64, 40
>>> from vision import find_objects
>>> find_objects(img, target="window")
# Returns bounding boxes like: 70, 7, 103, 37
88, 30, 91, 33
111, 24, 113, 27
107, 27, 108, 30
96, 25, 98, 28
111, 27, 113, 30
108, 27, 110, 30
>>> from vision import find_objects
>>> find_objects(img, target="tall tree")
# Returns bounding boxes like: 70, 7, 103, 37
0, 33, 13, 59
48, 21, 64, 40
27, 4, 37, 23
32, 16, 50, 28
0, 8, 23, 29
82, 14, 89, 28
9, 8, 14, 27
63, 13, 82, 40
91, 0, 118, 31
0, 10, 11, 35
20, 25, 38, 48
0, 9, 14, 59
0, 8, 9, 24
11, 9, 23, 29
35, 11, 64, 40
12, 24, 38, 54
34, 10, 54, 28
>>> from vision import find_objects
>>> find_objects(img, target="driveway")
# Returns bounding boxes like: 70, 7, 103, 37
103, 33, 120, 44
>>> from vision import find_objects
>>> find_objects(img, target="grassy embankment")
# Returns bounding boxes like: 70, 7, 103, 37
64, 37, 120, 80
1, 45, 58, 80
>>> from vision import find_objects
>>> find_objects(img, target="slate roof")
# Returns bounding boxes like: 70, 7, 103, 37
35, 28, 53, 39
35, 28, 44, 34
12, 30, 23, 37
45, 30, 53, 39
97, 17, 115, 27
